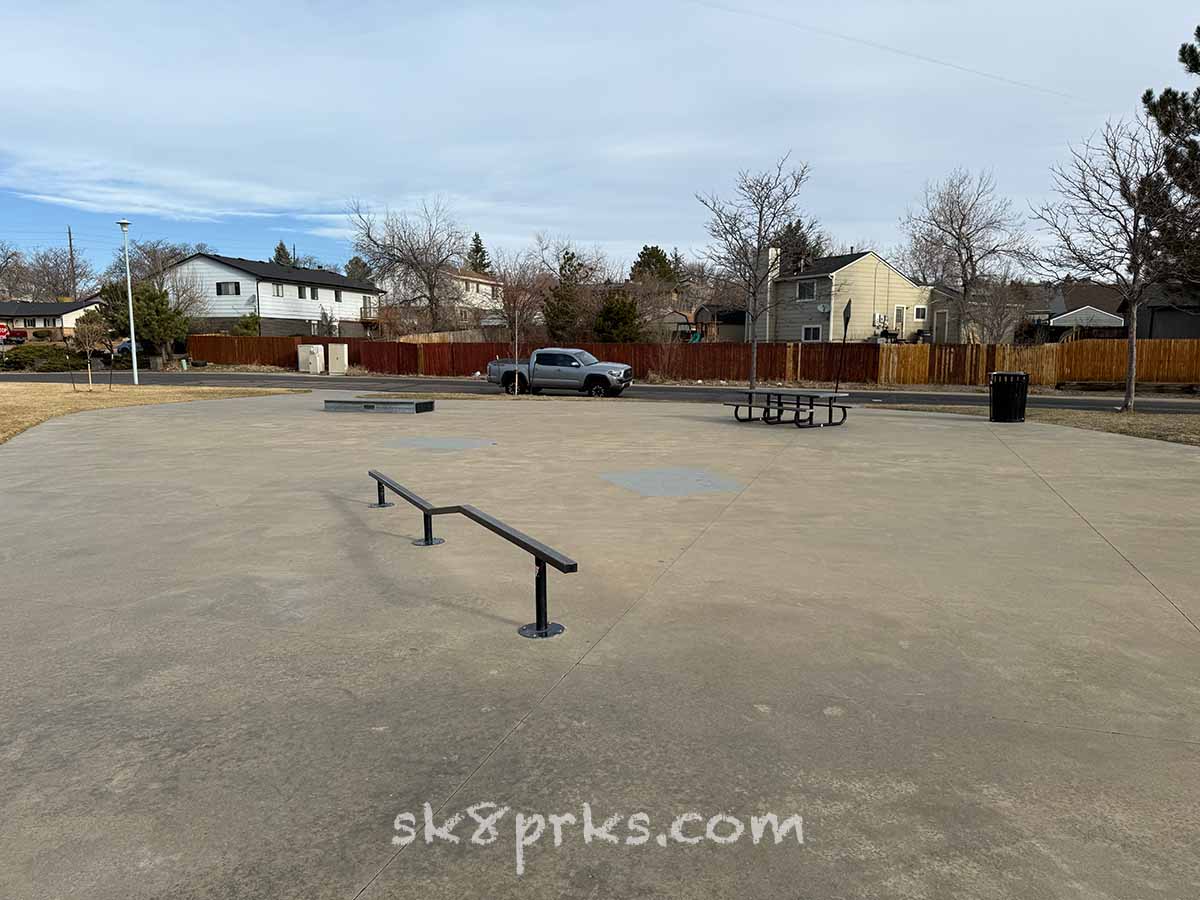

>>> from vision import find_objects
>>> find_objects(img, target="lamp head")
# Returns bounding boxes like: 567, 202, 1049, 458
116, 219, 130, 233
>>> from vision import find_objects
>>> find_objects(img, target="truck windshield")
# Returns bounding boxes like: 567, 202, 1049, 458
575, 352, 599, 366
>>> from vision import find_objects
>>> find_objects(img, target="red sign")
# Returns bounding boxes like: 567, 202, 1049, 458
0, 323, 9, 339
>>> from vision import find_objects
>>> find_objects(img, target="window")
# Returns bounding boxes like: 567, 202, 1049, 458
311, 287, 319, 301
334, 289, 342, 303
363, 294, 372, 304
298, 286, 307, 299
797, 281, 816, 301
216, 281, 241, 296
914, 306, 927, 321
43, 317, 59, 327
802, 325, 822, 342
23, 318, 36, 327
272, 283, 284, 297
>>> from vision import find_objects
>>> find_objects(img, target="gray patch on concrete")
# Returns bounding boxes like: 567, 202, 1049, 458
601, 466, 743, 497
383, 436, 496, 451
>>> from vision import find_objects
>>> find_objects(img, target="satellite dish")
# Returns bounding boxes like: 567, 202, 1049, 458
817, 304, 829, 313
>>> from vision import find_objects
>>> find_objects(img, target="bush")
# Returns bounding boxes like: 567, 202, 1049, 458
230, 313, 261, 336
0, 344, 86, 371
32, 330, 54, 340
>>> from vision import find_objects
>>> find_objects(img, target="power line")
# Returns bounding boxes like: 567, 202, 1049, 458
680, 0, 1081, 102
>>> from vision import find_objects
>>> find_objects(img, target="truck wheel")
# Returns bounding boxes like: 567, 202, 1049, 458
586, 380, 608, 398
504, 374, 526, 395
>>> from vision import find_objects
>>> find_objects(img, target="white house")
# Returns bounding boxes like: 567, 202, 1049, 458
162, 253, 385, 336
0, 299, 103, 341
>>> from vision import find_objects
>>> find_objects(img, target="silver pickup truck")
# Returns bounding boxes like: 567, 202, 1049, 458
486, 347, 634, 397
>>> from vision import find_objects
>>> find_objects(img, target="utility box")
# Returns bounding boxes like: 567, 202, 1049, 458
298, 344, 325, 375
327, 343, 349, 375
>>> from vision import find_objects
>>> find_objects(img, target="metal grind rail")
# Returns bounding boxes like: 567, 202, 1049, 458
367, 470, 577, 638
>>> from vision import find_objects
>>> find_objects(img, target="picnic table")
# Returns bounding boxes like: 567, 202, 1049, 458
724, 388, 851, 428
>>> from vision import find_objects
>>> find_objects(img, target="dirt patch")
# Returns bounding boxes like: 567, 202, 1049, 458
0, 382, 304, 445
877, 404, 1200, 447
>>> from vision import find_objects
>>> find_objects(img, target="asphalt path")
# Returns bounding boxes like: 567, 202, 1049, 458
6, 370, 1199, 413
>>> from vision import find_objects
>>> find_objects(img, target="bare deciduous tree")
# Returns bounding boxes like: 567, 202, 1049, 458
697, 154, 812, 388
490, 247, 544, 370
1032, 117, 1182, 411
901, 168, 1030, 338
970, 267, 1035, 344
165, 267, 211, 327
23, 247, 97, 302
350, 199, 466, 331
104, 239, 200, 290
68, 308, 110, 391
0, 242, 21, 295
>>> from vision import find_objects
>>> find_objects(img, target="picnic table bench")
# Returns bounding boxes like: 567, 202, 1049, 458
724, 388, 851, 428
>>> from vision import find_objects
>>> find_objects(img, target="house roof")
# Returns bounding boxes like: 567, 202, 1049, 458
449, 266, 502, 285
1050, 305, 1124, 327
774, 251, 872, 280
1140, 282, 1200, 309
180, 254, 384, 293
1057, 282, 1124, 315
0, 299, 101, 317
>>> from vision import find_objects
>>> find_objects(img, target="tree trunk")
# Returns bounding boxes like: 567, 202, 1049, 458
86, 357, 93, 391
1122, 303, 1137, 412
426, 277, 441, 331
748, 319, 759, 391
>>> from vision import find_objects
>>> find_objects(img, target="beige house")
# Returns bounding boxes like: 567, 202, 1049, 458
756, 251, 932, 343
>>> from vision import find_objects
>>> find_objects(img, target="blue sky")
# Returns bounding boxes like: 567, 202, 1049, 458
1, 1, 1196, 273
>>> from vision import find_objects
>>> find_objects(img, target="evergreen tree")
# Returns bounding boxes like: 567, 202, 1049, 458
593, 290, 641, 342
344, 255, 372, 283
629, 245, 674, 283
99, 281, 189, 361
1143, 24, 1200, 275
272, 241, 294, 267
775, 217, 832, 276
542, 249, 588, 343
465, 232, 492, 274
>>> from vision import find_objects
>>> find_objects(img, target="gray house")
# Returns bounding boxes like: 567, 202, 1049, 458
1132, 284, 1200, 339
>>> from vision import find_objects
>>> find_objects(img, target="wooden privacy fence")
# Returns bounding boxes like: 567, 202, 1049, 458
188, 334, 376, 368
186, 336, 1200, 385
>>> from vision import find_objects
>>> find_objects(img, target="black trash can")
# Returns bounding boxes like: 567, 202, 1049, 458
989, 371, 1029, 422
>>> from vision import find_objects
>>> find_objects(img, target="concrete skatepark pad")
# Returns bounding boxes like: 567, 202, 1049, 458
1, 390, 1198, 898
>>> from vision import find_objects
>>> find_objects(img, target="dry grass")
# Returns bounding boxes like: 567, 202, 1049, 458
0, 382, 303, 445
877, 404, 1200, 447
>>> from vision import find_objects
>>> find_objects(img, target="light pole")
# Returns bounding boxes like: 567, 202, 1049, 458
116, 219, 139, 385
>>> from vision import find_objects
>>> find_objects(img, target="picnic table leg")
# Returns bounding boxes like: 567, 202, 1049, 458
763, 393, 778, 424
793, 398, 815, 428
